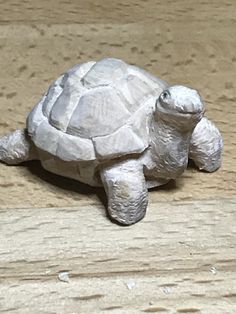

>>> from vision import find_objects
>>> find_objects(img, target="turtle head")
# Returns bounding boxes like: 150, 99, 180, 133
156, 85, 205, 130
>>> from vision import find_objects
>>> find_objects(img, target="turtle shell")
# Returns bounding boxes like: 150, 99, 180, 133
27, 58, 167, 161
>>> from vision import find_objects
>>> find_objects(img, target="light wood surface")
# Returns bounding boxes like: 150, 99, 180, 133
0, 0, 235, 313
1, 199, 236, 314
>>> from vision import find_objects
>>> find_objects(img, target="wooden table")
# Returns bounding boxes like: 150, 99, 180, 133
0, 1, 235, 313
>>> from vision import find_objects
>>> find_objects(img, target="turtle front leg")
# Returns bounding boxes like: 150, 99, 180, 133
100, 159, 148, 225
189, 117, 223, 172
0, 129, 37, 165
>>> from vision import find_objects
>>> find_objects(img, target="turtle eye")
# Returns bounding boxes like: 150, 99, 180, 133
161, 90, 170, 99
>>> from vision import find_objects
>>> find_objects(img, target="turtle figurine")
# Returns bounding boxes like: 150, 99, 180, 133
0, 58, 223, 225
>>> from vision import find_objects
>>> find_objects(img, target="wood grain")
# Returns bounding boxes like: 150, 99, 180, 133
0, 0, 235, 313
0, 199, 236, 313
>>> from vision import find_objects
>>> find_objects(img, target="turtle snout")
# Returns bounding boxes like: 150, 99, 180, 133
181, 98, 204, 115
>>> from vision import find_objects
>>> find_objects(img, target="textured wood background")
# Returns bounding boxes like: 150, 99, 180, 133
0, 0, 235, 313
0, 199, 236, 313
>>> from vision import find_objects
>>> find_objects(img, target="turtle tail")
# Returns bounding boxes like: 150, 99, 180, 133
0, 129, 37, 165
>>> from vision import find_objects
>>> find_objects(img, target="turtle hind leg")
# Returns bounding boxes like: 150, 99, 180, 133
0, 129, 37, 165
100, 159, 148, 226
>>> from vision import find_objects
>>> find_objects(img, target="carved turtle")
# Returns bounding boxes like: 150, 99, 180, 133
0, 58, 223, 225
